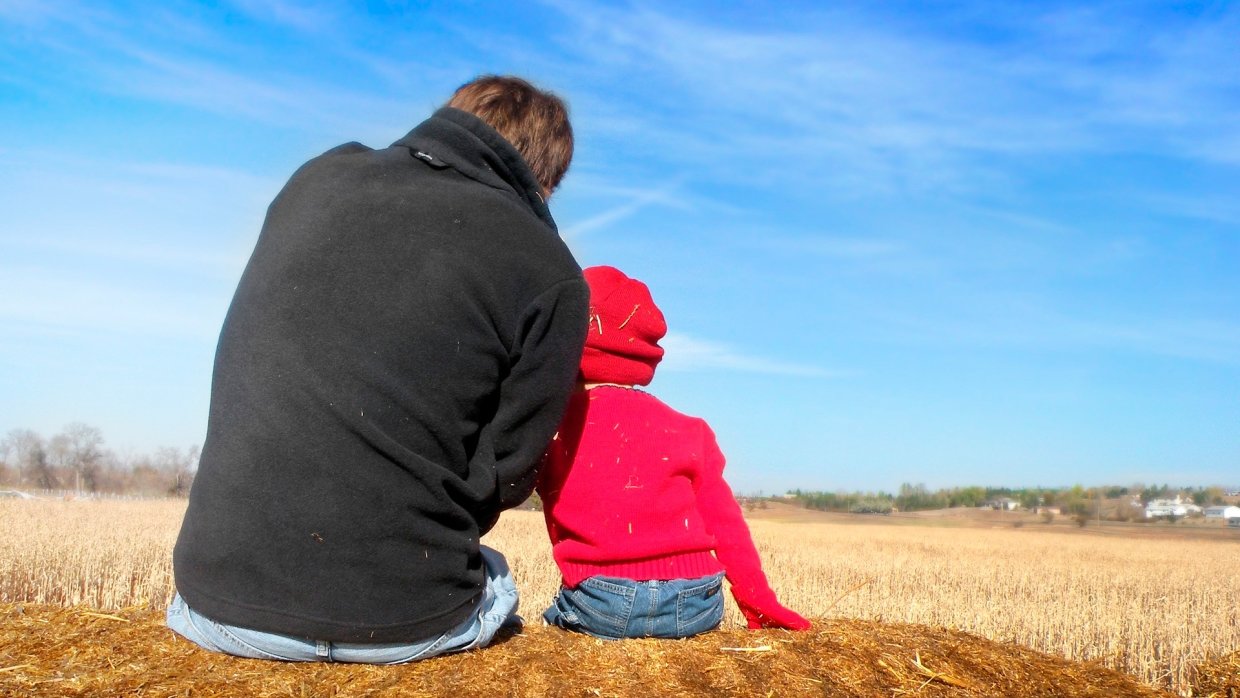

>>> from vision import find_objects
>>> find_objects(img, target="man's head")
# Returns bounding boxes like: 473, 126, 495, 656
445, 75, 573, 196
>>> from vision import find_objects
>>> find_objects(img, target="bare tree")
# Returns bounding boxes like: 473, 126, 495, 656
154, 444, 199, 497
54, 423, 105, 493
31, 445, 57, 490
2, 429, 50, 488
0, 440, 10, 486
0, 434, 12, 485
4, 427, 203, 496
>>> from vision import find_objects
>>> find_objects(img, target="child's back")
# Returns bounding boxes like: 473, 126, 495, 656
541, 385, 733, 588
537, 266, 809, 639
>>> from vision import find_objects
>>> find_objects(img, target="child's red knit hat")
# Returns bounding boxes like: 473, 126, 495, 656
580, 266, 666, 386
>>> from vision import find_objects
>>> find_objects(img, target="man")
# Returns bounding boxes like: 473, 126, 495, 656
169, 76, 588, 663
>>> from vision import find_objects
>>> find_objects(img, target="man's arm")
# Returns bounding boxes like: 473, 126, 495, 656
467, 277, 588, 533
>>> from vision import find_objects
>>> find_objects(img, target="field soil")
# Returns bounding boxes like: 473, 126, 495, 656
0, 603, 1177, 698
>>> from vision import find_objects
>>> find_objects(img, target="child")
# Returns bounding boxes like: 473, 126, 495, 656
536, 265, 810, 640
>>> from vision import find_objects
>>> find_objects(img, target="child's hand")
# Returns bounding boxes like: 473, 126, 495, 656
737, 599, 812, 631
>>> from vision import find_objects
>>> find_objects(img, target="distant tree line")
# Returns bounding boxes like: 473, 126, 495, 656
787, 483, 1016, 514
0, 424, 196, 497
787, 481, 1232, 515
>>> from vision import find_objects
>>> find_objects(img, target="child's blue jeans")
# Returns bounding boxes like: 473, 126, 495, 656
543, 572, 725, 640
166, 545, 520, 664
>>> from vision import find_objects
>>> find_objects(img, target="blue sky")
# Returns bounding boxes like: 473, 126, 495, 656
1, 1, 1237, 494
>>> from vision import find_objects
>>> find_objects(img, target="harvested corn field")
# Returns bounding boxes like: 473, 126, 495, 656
0, 499, 1236, 696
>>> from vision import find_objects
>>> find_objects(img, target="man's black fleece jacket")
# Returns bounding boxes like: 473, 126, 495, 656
173, 108, 589, 643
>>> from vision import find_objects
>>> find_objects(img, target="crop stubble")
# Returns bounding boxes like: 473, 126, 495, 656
0, 499, 1235, 695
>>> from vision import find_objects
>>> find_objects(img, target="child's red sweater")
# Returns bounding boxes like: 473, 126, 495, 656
537, 385, 788, 618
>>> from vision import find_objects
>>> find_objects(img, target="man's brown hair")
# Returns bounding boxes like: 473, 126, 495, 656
445, 75, 574, 195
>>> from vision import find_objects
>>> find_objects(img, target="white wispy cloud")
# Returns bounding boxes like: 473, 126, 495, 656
2, 236, 246, 280
542, 2, 1240, 198
874, 298, 1240, 366
0, 0, 83, 24
1072, 317, 1240, 366
225, 0, 340, 34
559, 178, 689, 240
0, 162, 261, 359
0, 1, 427, 140
1, 153, 277, 276
0, 267, 226, 343
94, 44, 410, 137
759, 236, 906, 260
1141, 192, 1240, 226
659, 332, 844, 377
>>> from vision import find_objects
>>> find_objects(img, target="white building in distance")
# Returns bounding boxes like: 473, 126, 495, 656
1145, 498, 1189, 519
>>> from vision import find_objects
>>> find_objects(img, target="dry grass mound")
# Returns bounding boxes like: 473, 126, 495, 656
1194, 650, 1240, 698
0, 604, 1176, 697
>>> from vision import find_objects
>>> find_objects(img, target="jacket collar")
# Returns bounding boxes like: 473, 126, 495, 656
393, 108, 556, 232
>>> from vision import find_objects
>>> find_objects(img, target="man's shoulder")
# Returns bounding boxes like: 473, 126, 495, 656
321, 141, 373, 158
281, 141, 379, 187
300, 141, 377, 171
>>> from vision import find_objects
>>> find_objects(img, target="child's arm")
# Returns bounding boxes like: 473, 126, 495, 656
693, 422, 811, 631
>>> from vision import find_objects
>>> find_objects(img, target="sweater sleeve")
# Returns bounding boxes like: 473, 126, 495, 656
469, 277, 589, 533
693, 421, 811, 631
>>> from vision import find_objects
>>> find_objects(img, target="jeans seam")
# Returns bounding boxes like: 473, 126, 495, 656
675, 575, 724, 635
568, 586, 634, 627
555, 584, 633, 638
581, 577, 639, 596
681, 575, 723, 596
202, 618, 292, 661
401, 630, 456, 662
677, 597, 723, 634
645, 582, 660, 637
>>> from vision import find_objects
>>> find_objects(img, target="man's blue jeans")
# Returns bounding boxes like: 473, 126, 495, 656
166, 546, 520, 664
543, 572, 725, 640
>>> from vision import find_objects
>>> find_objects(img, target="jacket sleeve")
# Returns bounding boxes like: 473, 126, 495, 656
693, 421, 811, 631
470, 277, 589, 533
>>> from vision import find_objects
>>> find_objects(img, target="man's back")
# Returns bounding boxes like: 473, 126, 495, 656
174, 107, 587, 643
